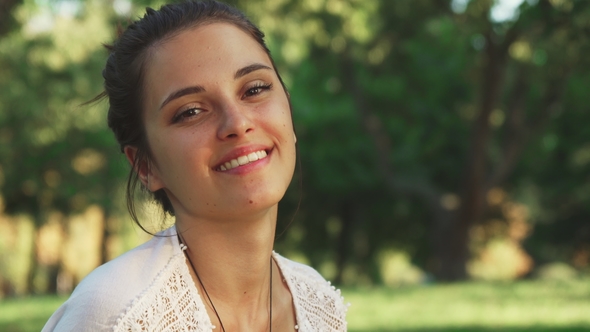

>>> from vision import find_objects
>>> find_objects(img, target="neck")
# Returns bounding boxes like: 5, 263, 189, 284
176, 206, 277, 307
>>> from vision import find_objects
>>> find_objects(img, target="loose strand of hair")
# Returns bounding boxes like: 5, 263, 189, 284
126, 148, 157, 236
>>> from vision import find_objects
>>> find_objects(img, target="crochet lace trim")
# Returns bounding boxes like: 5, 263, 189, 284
113, 254, 213, 332
113, 252, 347, 331
276, 252, 349, 331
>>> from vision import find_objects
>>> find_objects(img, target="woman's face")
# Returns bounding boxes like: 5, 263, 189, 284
136, 23, 296, 221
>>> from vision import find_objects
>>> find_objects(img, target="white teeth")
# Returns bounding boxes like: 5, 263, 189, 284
247, 152, 259, 162
237, 155, 249, 165
219, 150, 268, 171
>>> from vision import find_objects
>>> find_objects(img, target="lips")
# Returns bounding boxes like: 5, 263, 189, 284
218, 150, 268, 171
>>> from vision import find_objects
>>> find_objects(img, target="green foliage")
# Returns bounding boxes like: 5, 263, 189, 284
0, 1, 127, 219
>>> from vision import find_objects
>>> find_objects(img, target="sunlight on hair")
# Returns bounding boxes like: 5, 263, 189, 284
139, 198, 175, 234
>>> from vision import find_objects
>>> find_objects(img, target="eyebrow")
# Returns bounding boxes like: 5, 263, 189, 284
160, 85, 205, 110
234, 63, 273, 79
159, 63, 273, 110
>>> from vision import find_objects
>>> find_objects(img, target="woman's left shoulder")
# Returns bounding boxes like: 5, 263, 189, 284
273, 252, 349, 331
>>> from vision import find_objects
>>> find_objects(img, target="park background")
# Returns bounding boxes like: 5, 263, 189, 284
0, 0, 589, 330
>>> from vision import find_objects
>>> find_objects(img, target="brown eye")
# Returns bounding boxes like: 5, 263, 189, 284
244, 83, 272, 98
245, 87, 262, 97
172, 107, 202, 123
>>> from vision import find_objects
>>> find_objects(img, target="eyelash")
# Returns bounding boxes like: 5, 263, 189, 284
172, 107, 201, 124
244, 82, 273, 98
171, 82, 273, 124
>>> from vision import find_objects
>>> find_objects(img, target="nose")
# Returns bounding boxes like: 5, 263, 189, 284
216, 101, 255, 140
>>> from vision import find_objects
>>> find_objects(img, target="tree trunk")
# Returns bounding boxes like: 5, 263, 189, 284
435, 31, 508, 281
334, 200, 355, 285
0, 0, 22, 36
26, 225, 39, 294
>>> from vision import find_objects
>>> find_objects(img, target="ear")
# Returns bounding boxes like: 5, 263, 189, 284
123, 146, 164, 192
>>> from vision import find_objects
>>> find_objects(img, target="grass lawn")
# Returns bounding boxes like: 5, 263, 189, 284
0, 295, 67, 332
1, 279, 589, 331
344, 278, 590, 331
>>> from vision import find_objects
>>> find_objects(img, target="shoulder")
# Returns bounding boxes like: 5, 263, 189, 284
42, 227, 183, 331
274, 252, 349, 332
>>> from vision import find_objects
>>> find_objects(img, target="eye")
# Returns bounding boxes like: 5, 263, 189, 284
243, 82, 273, 98
172, 107, 202, 123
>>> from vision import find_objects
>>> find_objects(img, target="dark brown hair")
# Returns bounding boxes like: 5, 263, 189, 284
101, 0, 285, 232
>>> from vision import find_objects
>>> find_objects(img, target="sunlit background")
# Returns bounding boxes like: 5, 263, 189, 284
1, 0, 589, 331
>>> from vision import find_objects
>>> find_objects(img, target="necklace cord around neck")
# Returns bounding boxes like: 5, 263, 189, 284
178, 234, 273, 332
190, 256, 226, 332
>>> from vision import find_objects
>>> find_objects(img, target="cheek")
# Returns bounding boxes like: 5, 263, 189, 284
146, 130, 191, 173
265, 99, 294, 137
262, 115, 294, 145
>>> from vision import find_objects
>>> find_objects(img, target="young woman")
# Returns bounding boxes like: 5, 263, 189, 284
42, 1, 348, 331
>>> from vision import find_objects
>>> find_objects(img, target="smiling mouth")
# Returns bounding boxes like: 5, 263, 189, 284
218, 150, 268, 171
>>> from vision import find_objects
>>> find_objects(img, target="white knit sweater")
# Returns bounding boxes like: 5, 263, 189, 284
42, 227, 348, 331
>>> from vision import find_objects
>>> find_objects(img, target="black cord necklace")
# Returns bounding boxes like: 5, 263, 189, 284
179, 235, 273, 332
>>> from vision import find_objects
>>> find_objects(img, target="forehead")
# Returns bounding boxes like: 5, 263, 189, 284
142, 23, 273, 106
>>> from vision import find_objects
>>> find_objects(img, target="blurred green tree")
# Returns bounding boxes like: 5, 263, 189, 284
0, 0, 129, 293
